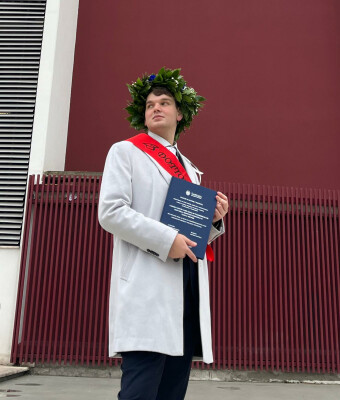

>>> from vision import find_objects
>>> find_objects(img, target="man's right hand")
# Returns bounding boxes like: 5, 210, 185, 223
168, 233, 198, 263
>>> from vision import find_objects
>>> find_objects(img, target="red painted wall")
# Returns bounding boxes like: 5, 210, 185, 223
65, 0, 340, 189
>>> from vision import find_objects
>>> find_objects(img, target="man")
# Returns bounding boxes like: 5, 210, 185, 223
98, 67, 228, 400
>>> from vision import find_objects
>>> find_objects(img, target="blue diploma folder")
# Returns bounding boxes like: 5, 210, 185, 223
160, 177, 217, 259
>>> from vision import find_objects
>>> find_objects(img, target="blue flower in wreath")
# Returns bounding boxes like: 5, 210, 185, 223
149, 74, 156, 82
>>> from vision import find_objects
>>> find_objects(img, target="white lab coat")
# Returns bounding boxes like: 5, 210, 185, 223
98, 132, 224, 363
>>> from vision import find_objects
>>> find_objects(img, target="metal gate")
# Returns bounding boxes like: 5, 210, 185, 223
11, 175, 340, 372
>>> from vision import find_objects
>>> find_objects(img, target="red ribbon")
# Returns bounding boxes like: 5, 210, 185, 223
205, 244, 214, 262
127, 133, 215, 262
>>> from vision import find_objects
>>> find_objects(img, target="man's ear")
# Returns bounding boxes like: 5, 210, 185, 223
176, 110, 183, 122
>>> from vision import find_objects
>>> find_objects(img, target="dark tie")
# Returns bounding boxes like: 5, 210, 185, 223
175, 148, 186, 170
167, 145, 186, 170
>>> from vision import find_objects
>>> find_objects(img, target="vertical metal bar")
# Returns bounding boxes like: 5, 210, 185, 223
237, 183, 242, 369
52, 176, 71, 364
232, 183, 237, 369
48, 176, 66, 363
72, 176, 87, 363
83, 176, 97, 364
292, 187, 300, 371
323, 190, 335, 372
242, 184, 247, 369
329, 190, 340, 372
252, 184, 258, 370
267, 186, 274, 371
277, 186, 284, 370
11, 175, 35, 363
299, 189, 306, 370
38, 175, 56, 363
44, 176, 62, 363
88, 177, 99, 365
332, 190, 340, 372
64, 176, 82, 365
286, 187, 294, 371
272, 186, 279, 371
305, 188, 315, 372
58, 176, 77, 364
79, 176, 93, 364
247, 184, 252, 370
31, 175, 51, 363
325, 189, 335, 372
314, 189, 325, 372
295, 188, 305, 371
221, 180, 225, 369
29, 175, 48, 363
318, 189, 329, 372
226, 182, 232, 369
282, 187, 290, 371
262, 186, 268, 370
216, 183, 222, 369
321, 190, 331, 372
22, 175, 42, 362
300, 188, 309, 372
93, 181, 105, 365
75, 177, 90, 364
309, 188, 320, 372
257, 186, 263, 370
222, 181, 227, 369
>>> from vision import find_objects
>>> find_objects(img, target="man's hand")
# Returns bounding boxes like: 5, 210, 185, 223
212, 191, 229, 223
168, 233, 197, 263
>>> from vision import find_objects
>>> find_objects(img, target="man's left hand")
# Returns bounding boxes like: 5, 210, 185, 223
212, 191, 229, 223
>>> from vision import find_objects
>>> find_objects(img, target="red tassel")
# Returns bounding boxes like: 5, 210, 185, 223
206, 244, 214, 262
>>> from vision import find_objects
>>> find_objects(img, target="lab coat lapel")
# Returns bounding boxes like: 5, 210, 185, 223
144, 153, 172, 185
178, 151, 200, 184
143, 143, 198, 186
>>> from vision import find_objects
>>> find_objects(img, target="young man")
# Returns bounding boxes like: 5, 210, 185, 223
98, 68, 228, 400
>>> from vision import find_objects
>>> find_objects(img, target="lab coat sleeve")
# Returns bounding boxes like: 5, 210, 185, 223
98, 142, 178, 262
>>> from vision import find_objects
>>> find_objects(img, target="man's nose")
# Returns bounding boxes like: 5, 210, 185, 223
153, 102, 161, 112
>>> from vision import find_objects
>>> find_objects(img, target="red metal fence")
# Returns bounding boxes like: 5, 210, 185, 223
11, 175, 340, 372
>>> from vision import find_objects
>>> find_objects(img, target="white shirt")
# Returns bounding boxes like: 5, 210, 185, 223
148, 130, 179, 157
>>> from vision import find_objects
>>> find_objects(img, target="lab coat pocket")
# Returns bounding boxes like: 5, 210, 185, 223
120, 241, 135, 281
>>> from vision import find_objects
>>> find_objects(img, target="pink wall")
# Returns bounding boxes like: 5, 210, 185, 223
65, 0, 340, 189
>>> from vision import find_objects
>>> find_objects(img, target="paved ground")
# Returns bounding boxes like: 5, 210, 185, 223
0, 366, 28, 383
0, 374, 340, 399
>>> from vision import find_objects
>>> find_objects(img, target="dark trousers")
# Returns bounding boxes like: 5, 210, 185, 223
118, 257, 201, 400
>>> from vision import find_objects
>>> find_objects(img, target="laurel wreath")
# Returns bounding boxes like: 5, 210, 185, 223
126, 67, 205, 141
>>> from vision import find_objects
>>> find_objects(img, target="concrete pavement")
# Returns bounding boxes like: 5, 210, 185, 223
0, 374, 340, 399
0, 366, 28, 383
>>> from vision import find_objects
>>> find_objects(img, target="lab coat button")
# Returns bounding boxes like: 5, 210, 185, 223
147, 249, 159, 257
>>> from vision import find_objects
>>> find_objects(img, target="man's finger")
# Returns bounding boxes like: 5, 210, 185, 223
186, 247, 198, 263
217, 191, 228, 200
183, 236, 197, 248
214, 210, 222, 219
219, 202, 228, 213
213, 210, 223, 223
217, 197, 228, 207
216, 197, 229, 214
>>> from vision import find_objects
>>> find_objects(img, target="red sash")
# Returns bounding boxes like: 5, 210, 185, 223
126, 133, 214, 262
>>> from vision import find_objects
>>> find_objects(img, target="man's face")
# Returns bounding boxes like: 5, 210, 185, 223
144, 92, 182, 136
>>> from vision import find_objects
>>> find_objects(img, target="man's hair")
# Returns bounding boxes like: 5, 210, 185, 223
149, 86, 178, 107
149, 86, 175, 100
